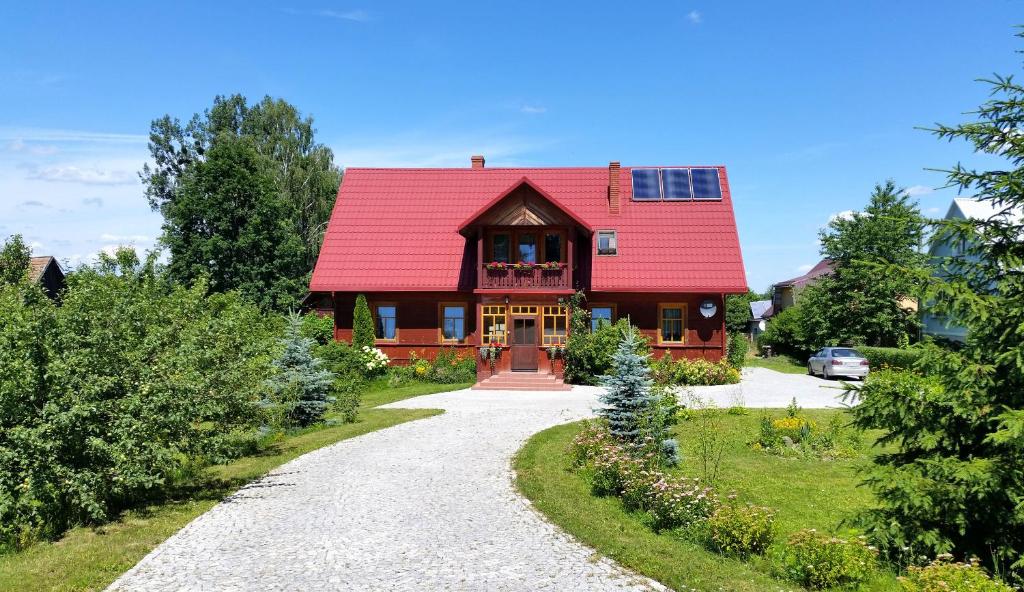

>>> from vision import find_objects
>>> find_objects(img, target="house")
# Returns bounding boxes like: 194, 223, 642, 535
770, 259, 833, 315
922, 197, 1021, 341
308, 156, 747, 383
748, 299, 772, 340
29, 256, 65, 301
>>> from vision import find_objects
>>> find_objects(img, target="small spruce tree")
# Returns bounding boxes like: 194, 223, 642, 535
599, 328, 656, 442
267, 312, 335, 427
352, 294, 375, 349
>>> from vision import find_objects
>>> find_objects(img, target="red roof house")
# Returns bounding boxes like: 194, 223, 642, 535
310, 156, 747, 385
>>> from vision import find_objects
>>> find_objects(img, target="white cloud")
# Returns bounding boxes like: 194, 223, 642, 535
318, 9, 369, 21
0, 127, 146, 145
82, 197, 104, 207
687, 10, 702, 24
100, 233, 153, 242
827, 210, 856, 224
905, 185, 933, 197
27, 165, 137, 185
520, 104, 547, 115
796, 263, 814, 273
5, 138, 59, 156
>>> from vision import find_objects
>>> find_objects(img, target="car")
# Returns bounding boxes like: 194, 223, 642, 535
807, 347, 870, 380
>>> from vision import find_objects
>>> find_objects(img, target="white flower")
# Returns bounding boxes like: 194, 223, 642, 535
366, 362, 373, 369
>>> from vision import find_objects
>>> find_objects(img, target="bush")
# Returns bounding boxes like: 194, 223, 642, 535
776, 529, 879, 589
299, 312, 334, 345
329, 373, 363, 424
589, 444, 648, 497
425, 348, 476, 384
652, 354, 740, 386
726, 332, 748, 368
646, 474, 718, 532
759, 305, 814, 361
0, 249, 277, 551
858, 346, 922, 371
265, 313, 336, 428
352, 294, 375, 349
900, 556, 1014, 592
565, 317, 641, 385
569, 421, 616, 467
705, 502, 776, 558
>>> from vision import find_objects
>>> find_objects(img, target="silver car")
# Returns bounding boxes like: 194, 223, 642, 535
807, 347, 870, 380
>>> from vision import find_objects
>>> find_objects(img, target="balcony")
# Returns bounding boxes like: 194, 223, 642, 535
479, 263, 570, 290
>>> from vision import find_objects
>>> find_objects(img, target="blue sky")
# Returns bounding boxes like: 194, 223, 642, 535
1, 1, 1020, 290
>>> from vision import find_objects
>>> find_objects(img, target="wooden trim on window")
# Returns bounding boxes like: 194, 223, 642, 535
373, 302, 399, 343
482, 304, 508, 346
514, 230, 539, 264
487, 231, 511, 263
596, 229, 618, 256
589, 303, 617, 330
657, 302, 687, 345
541, 305, 569, 346
438, 302, 468, 344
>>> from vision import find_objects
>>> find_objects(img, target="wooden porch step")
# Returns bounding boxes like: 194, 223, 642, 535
472, 372, 572, 391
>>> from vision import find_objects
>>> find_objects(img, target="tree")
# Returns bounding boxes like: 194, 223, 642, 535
0, 234, 31, 286
599, 329, 656, 442
266, 312, 335, 427
848, 38, 1024, 583
352, 294, 375, 349
725, 289, 770, 334
803, 181, 928, 347
140, 94, 341, 310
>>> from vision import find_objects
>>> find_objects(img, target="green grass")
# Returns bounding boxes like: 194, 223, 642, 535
0, 379, 465, 592
745, 355, 808, 375
514, 410, 900, 592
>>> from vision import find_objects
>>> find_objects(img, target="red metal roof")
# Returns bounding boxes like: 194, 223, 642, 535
310, 165, 747, 293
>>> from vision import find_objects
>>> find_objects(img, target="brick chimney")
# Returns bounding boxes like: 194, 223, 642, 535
608, 161, 621, 214
471, 155, 485, 169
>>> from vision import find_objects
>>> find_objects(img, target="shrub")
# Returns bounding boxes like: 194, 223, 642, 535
900, 555, 1014, 592
265, 313, 336, 428
646, 474, 718, 532
352, 293, 375, 349
858, 346, 922, 371
771, 416, 816, 443
329, 372, 364, 424
299, 312, 334, 345
705, 502, 776, 558
569, 421, 616, 467
776, 529, 879, 589
589, 444, 647, 497
426, 348, 476, 384
759, 305, 814, 361
726, 332, 748, 368
652, 354, 740, 386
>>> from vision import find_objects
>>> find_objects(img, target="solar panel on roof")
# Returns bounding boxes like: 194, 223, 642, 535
661, 168, 692, 200
631, 169, 662, 200
690, 168, 722, 200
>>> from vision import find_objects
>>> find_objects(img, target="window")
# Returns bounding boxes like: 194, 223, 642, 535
597, 230, 617, 256
658, 303, 686, 344
543, 232, 563, 263
542, 305, 568, 346
510, 305, 538, 316
440, 304, 466, 342
375, 305, 397, 341
482, 305, 507, 345
517, 233, 537, 263
590, 306, 615, 331
491, 233, 510, 263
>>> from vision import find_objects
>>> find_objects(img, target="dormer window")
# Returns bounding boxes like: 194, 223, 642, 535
597, 230, 617, 256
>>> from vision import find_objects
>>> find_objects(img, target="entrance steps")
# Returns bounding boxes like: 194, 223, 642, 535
472, 371, 571, 391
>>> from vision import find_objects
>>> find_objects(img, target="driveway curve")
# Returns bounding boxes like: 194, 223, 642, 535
108, 387, 666, 592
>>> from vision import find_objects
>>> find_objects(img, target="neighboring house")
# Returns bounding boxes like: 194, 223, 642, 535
922, 197, 1021, 341
771, 259, 833, 315
29, 256, 65, 301
309, 156, 747, 380
748, 299, 772, 340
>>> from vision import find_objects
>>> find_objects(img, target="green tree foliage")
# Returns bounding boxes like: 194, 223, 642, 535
598, 329, 656, 442
266, 313, 335, 427
804, 181, 927, 347
0, 234, 31, 286
140, 94, 341, 310
726, 332, 749, 368
352, 294, 375, 349
848, 42, 1024, 583
299, 312, 335, 345
0, 248, 277, 551
758, 305, 813, 360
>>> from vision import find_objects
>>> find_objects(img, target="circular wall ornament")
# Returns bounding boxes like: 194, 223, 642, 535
699, 298, 718, 319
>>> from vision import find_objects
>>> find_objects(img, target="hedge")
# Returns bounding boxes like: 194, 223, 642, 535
858, 346, 921, 371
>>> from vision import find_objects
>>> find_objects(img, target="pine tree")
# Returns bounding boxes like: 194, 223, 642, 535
849, 35, 1024, 582
599, 328, 656, 442
267, 312, 335, 427
352, 294, 375, 349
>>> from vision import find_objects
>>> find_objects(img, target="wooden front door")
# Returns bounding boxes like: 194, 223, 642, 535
511, 317, 538, 371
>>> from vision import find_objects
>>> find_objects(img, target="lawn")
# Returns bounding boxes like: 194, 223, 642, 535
745, 355, 807, 375
0, 380, 467, 592
514, 410, 900, 592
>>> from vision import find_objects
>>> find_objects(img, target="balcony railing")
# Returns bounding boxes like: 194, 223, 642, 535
480, 263, 569, 290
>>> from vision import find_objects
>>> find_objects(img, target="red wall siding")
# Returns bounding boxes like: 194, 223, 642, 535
593, 292, 725, 362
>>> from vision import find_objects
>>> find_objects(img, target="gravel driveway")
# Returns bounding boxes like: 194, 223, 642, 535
108, 387, 665, 592
107, 368, 849, 592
